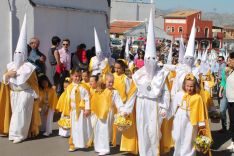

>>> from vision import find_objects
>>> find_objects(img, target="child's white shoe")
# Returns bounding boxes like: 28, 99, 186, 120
13, 139, 23, 144
98, 152, 109, 155
43, 132, 50, 137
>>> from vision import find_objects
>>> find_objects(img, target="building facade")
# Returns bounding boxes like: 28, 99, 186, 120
164, 10, 213, 50
111, 0, 155, 21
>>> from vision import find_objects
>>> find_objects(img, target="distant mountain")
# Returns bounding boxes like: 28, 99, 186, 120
202, 12, 234, 27
156, 8, 234, 27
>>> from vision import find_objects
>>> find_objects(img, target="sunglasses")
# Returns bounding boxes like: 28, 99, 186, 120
218, 60, 222, 62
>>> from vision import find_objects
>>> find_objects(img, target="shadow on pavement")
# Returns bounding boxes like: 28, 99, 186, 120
211, 130, 231, 149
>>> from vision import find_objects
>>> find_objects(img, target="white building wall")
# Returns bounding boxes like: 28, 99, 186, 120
33, 6, 108, 78
0, 1, 11, 79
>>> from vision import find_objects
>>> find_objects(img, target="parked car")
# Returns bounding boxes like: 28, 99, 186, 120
111, 38, 124, 50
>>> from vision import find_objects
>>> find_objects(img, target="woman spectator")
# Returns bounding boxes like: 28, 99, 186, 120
72, 43, 88, 70
134, 50, 144, 69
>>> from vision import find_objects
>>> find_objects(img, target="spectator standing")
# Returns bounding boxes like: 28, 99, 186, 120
72, 43, 88, 70
134, 50, 144, 69
226, 52, 234, 151
219, 65, 229, 133
48, 36, 61, 86
55, 38, 71, 95
28, 37, 46, 75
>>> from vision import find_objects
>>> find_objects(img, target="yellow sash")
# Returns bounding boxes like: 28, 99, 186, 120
91, 89, 113, 120
113, 73, 127, 103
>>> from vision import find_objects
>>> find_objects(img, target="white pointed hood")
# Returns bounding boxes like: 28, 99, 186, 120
197, 50, 202, 60
167, 43, 173, 64
184, 19, 196, 58
94, 27, 103, 61
8, 13, 36, 86
225, 49, 229, 61
178, 35, 185, 63
144, 9, 156, 59
15, 14, 27, 60
14, 14, 28, 70
125, 37, 130, 60
202, 49, 208, 62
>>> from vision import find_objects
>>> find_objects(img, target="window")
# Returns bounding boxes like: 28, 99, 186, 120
178, 26, 183, 33
205, 28, 209, 38
197, 14, 201, 20
167, 26, 170, 32
171, 27, 175, 32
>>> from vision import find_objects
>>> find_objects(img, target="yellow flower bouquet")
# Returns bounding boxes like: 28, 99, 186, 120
194, 130, 212, 154
114, 114, 132, 132
58, 116, 71, 129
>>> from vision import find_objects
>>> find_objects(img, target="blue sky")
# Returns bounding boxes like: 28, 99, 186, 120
156, 0, 234, 13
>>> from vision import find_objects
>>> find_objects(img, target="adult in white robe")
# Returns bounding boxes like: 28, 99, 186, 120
132, 67, 170, 156
3, 62, 38, 143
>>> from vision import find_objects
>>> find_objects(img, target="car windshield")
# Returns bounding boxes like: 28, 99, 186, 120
111, 39, 122, 45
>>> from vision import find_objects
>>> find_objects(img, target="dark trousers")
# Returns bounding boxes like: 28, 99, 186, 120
228, 102, 234, 141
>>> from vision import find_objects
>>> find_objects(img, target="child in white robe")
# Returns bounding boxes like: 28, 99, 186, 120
172, 73, 210, 156
91, 73, 125, 156
68, 69, 92, 151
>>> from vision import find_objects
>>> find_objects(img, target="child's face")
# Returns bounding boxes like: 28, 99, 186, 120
42, 80, 49, 88
82, 72, 89, 83
89, 77, 97, 89
114, 63, 124, 76
106, 76, 114, 89
185, 80, 195, 95
72, 72, 81, 84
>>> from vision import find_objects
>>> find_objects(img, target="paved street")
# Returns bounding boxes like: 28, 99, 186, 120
0, 101, 234, 156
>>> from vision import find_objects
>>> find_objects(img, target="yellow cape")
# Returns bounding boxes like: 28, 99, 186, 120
0, 83, 11, 134
120, 82, 138, 154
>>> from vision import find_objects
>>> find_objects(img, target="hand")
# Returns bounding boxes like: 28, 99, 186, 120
159, 108, 167, 118
219, 92, 223, 98
6, 70, 17, 78
39, 56, 46, 62
84, 110, 91, 117
52, 85, 56, 90
120, 111, 129, 117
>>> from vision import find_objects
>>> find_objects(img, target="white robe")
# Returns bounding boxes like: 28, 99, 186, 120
171, 64, 200, 98
90, 56, 109, 76
94, 90, 124, 153
172, 91, 197, 156
70, 85, 92, 148
3, 62, 37, 141
132, 67, 170, 156
40, 108, 54, 135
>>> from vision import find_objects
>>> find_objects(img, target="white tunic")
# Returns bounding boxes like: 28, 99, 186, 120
90, 56, 109, 76
94, 90, 124, 153
132, 67, 170, 156
3, 62, 37, 141
70, 84, 92, 148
